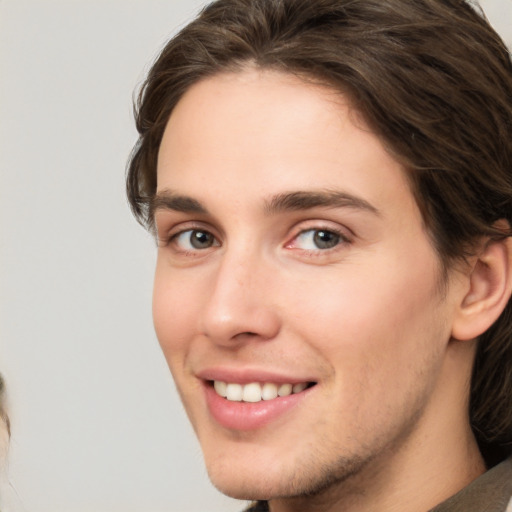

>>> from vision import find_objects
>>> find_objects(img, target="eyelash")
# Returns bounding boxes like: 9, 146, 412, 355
161, 223, 351, 257
286, 227, 351, 253
170, 228, 220, 251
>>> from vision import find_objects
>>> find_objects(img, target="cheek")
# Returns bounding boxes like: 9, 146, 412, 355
284, 248, 447, 377
283, 260, 449, 440
152, 265, 200, 366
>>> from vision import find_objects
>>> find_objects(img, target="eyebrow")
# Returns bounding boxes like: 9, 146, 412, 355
151, 188, 380, 218
151, 191, 209, 218
264, 190, 380, 216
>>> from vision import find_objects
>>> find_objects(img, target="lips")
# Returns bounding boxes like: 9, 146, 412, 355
200, 371, 316, 430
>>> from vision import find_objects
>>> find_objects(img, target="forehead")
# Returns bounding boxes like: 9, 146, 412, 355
156, 68, 418, 223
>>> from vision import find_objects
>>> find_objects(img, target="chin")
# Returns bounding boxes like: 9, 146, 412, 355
203, 446, 370, 502
205, 456, 287, 500
210, 476, 272, 501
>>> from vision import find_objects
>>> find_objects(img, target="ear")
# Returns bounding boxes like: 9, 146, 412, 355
451, 232, 512, 341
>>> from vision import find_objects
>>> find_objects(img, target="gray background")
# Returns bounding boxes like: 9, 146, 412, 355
0, 1, 510, 511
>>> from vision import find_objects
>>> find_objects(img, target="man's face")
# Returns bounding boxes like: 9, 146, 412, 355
153, 70, 463, 500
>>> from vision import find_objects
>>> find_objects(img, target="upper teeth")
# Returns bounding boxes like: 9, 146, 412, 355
214, 381, 309, 402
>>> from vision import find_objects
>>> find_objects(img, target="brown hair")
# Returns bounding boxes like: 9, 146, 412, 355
127, 0, 512, 464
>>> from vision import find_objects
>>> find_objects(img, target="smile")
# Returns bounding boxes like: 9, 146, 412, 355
204, 377, 316, 430
213, 380, 312, 402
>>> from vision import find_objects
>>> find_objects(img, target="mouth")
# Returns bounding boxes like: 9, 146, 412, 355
200, 371, 318, 430
210, 380, 316, 403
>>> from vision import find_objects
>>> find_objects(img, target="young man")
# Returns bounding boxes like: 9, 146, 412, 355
127, 0, 512, 510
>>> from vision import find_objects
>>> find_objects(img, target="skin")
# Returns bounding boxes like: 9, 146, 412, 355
152, 69, 485, 511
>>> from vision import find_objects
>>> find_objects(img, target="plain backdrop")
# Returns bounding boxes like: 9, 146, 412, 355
0, 1, 510, 511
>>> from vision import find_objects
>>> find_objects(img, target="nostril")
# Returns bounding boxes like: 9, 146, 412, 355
233, 331, 259, 339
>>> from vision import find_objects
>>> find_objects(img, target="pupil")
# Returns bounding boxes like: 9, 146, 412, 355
313, 230, 339, 249
191, 231, 212, 249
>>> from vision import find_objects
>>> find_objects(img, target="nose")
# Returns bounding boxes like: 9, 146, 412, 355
199, 250, 281, 347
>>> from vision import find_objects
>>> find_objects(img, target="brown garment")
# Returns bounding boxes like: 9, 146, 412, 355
429, 456, 512, 512
244, 456, 512, 512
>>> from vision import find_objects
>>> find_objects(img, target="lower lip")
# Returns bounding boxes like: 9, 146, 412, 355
204, 383, 312, 431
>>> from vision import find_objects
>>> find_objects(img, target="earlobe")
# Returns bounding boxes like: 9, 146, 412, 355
451, 234, 512, 341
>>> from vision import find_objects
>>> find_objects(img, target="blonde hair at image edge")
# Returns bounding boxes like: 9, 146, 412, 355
0, 375, 9, 448
0, 375, 19, 512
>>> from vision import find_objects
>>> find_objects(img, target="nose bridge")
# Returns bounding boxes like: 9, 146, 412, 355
200, 242, 280, 344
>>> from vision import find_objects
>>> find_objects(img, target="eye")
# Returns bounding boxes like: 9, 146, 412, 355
172, 229, 219, 250
292, 229, 343, 250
